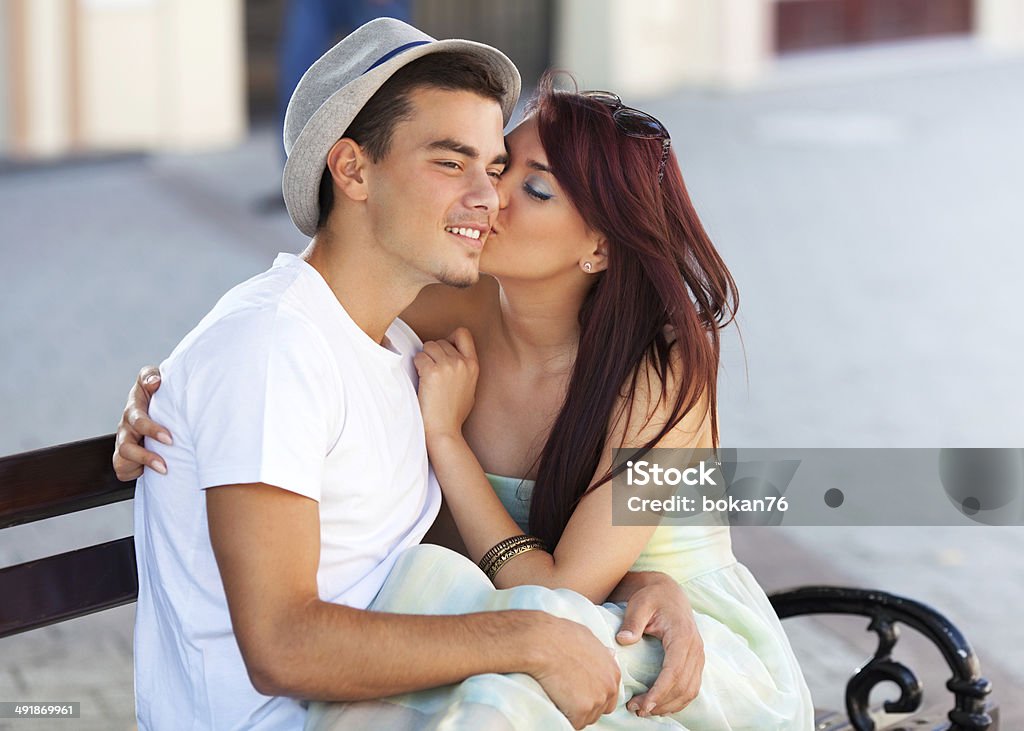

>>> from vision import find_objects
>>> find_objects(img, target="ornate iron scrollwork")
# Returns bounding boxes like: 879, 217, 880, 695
769, 586, 993, 731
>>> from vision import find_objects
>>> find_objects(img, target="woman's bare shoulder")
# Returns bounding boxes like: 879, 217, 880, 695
399, 274, 500, 343
611, 338, 713, 450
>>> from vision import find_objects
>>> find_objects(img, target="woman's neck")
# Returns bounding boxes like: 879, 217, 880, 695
493, 277, 587, 375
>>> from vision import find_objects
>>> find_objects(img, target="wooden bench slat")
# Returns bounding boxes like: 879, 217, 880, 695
0, 435, 135, 528
0, 537, 138, 639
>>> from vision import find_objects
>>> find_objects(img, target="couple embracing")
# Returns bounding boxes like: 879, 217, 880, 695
112, 17, 813, 731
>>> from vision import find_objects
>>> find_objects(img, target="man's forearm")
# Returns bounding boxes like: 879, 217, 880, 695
251, 601, 548, 701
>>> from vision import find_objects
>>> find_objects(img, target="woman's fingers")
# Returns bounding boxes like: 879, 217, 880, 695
137, 365, 162, 394
125, 366, 173, 445
447, 327, 477, 360
112, 455, 144, 481
412, 351, 435, 378
126, 412, 173, 446
422, 337, 476, 372
435, 339, 461, 360
114, 438, 166, 479
421, 340, 447, 362
112, 366, 173, 479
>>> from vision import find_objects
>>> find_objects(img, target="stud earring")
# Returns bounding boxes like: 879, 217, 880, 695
583, 262, 593, 272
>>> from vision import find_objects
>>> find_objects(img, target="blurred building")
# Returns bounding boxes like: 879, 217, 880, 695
1, 0, 1023, 161
0, 0, 246, 159
558, 0, 1024, 94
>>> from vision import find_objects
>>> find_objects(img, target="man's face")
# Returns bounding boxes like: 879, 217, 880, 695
363, 87, 507, 288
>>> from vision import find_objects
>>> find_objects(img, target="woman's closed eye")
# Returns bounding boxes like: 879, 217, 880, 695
523, 175, 554, 201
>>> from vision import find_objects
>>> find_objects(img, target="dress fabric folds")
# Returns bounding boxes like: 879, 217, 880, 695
305, 474, 814, 730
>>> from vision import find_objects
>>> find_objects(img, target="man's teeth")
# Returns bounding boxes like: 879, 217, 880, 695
446, 226, 481, 240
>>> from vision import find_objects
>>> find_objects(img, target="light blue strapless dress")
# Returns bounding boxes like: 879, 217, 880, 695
305, 475, 814, 730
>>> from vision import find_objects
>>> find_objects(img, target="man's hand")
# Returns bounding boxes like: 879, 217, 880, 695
529, 615, 620, 729
616, 573, 703, 717
112, 365, 172, 480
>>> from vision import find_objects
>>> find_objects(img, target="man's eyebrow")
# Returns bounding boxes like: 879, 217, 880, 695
527, 159, 552, 173
426, 138, 507, 168
425, 138, 480, 158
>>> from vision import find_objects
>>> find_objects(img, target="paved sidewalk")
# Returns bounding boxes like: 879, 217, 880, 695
2, 46, 1022, 728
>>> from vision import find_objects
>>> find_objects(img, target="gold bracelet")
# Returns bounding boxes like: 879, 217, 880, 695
479, 535, 543, 576
485, 541, 545, 581
480, 539, 546, 579
478, 535, 544, 576
478, 535, 530, 572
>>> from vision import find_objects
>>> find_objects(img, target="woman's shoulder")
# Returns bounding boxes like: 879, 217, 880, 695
398, 274, 500, 343
612, 335, 713, 450
617, 329, 683, 403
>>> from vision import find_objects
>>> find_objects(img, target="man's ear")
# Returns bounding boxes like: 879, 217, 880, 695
326, 138, 369, 202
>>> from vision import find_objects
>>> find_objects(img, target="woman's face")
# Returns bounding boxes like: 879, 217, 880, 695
480, 117, 603, 280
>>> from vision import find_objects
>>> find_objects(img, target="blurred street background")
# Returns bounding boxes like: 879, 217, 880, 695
2, 1, 1023, 729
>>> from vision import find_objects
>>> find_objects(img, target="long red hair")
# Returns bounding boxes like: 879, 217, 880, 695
526, 76, 739, 549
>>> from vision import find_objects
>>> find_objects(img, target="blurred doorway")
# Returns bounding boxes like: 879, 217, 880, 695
246, 0, 285, 120
413, 0, 554, 89
244, 0, 553, 122
775, 0, 974, 54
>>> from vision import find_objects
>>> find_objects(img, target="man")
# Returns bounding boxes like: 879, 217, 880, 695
117, 19, 701, 731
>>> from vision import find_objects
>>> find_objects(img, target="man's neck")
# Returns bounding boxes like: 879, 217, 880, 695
301, 233, 421, 346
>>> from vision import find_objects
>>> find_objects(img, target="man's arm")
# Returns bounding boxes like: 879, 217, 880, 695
206, 482, 619, 729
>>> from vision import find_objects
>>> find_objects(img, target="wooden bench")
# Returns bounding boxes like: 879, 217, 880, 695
0, 435, 999, 730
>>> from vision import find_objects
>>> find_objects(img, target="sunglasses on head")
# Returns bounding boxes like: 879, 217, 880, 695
581, 91, 672, 184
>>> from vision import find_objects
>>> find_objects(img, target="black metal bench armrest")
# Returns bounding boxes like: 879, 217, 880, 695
769, 585, 994, 731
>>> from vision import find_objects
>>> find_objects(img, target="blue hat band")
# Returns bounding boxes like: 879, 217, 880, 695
363, 40, 432, 75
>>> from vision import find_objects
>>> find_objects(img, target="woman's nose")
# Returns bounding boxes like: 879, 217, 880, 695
496, 174, 510, 210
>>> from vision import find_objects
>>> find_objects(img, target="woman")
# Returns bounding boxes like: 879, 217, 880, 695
115, 80, 813, 729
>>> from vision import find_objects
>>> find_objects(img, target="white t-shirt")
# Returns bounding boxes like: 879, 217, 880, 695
134, 253, 440, 730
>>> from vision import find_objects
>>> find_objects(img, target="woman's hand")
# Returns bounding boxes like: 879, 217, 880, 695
413, 328, 479, 442
112, 366, 173, 480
